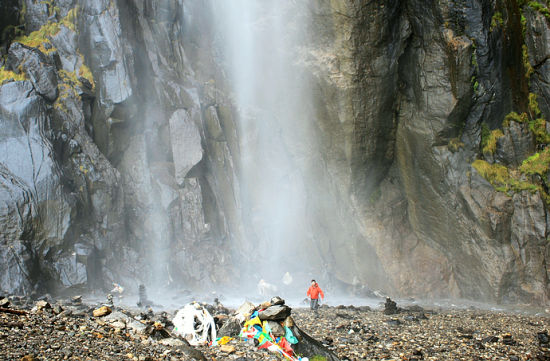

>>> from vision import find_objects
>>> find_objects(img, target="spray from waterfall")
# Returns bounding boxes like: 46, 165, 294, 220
212, 1, 324, 297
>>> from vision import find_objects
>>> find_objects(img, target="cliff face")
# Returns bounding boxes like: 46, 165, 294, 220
0, 0, 548, 305
311, 0, 550, 303
0, 0, 240, 294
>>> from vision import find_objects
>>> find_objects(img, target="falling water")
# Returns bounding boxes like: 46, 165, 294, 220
213, 1, 321, 294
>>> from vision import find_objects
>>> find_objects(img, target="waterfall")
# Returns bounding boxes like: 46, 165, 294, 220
212, 1, 320, 292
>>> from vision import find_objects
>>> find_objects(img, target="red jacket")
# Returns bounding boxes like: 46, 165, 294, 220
307, 284, 324, 300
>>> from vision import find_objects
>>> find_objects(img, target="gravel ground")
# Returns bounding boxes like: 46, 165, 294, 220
290, 306, 550, 360
1, 297, 549, 361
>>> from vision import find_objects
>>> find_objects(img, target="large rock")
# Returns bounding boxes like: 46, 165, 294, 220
0, 81, 64, 293
496, 122, 535, 167
80, 0, 132, 105
7, 43, 58, 102
292, 325, 340, 361
218, 317, 242, 337
258, 305, 291, 321
169, 109, 203, 185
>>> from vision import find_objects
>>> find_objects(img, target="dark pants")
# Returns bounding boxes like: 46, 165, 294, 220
310, 298, 319, 313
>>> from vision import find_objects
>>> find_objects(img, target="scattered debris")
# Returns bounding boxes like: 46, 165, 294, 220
172, 302, 216, 346
0, 294, 549, 361
0, 307, 28, 315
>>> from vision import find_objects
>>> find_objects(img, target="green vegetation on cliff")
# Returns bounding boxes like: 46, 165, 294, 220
0, 66, 26, 84
14, 6, 78, 54
482, 129, 504, 155
502, 111, 528, 127
491, 11, 504, 31
520, 148, 550, 176
15, 21, 60, 54
448, 137, 465, 153
77, 54, 95, 91
474, 94, 550, 201
472, 160, 539, 194
12, 5, 94, 101
528, 1, 550, 20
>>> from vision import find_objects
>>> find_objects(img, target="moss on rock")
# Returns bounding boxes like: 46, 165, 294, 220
0, 66, 26, 85
482, 129, 504, 155
472, 159, 541, 195
15, 21, 60, 54
520, 148, 550, 176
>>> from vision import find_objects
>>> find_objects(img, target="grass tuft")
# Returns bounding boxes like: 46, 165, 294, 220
520, 148, 550, 176
482, 129, 504, 155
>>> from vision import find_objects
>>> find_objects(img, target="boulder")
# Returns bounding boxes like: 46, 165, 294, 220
266, 321, 285, 337
258, 305, 291, 321
218, 317, 242, 337
127, 319, 147, 334
159, 338, 186, 347
235, 301, 256, 320
220, 344, 236, 354
103, 311, 132, 324
291, 325, 340, 361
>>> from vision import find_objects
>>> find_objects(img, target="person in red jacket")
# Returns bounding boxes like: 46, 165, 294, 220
306, 279, 324, 316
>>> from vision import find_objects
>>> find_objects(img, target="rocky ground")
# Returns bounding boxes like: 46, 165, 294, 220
0, 295, 549, 361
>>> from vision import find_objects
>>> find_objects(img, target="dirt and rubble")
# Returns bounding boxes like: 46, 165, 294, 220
0, 295, 549, 361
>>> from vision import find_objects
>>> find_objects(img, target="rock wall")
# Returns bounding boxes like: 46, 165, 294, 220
0, 0, 548, 305
305, 0, 550, 304
0, 0, 240, 294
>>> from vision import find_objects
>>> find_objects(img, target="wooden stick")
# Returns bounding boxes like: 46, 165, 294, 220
0, 307, 28, 315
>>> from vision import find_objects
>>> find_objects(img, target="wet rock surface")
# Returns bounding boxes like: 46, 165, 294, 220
1, 297, 549, 361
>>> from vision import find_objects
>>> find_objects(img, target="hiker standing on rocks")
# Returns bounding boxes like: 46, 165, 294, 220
307, 279, 324, 316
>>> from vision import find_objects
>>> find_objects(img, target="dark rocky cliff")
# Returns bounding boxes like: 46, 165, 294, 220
0, 0, 548, 305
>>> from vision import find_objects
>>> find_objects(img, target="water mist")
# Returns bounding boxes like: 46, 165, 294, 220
212, 1, 328, 298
